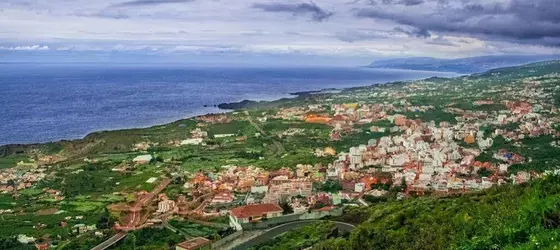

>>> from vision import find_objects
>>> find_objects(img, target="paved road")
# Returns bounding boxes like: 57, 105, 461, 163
232, 220, 356, 250
91, 232, 127, 250
117, 178, 171, 231
91, 178, 171, 250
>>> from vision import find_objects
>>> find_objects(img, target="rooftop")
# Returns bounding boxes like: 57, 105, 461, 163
230, 203, 283, 219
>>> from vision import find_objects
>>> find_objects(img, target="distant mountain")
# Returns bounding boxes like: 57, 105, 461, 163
366, 55, 560, 73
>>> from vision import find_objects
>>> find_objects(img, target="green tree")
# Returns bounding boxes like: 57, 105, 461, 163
279, 198, 294, 215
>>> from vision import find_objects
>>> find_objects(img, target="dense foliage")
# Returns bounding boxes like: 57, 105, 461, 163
249, 221, 339, 250
311, 176, 560, 250
315, 180, 343, 193
260, 176, 560, 250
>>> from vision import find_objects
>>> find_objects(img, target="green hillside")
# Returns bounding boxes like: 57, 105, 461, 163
256, 175, 560, 250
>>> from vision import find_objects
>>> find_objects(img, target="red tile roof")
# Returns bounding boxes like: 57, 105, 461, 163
176, 237, 211, 250
230, 203, 283, 219
316, 205, 336, 212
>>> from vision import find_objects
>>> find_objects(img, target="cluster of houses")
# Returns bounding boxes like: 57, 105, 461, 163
0, 163, 47, 194
164, 65, 560, 250
151, 74, 560, 233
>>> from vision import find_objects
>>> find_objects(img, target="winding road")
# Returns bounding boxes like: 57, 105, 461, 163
91, 178, 171, 250
231, 220, 356, 250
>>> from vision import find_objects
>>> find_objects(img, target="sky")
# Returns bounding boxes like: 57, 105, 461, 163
1, 0, 559, 65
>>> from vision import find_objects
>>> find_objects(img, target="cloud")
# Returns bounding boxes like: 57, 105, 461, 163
354, 0, 560, 46
358, 0, 424, 6
112, 0, 194, 7
425, 37, 457, 47
396, 0, 424, 6
252, 2, 334, 22
334, 29, 392, 42
1, 0, 559, 60
393, 27, 431, 38
0, 45, 50, 51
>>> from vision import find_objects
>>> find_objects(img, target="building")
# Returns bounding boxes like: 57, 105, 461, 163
210, 192, 234, 204
265, 181, 313, 203
133, 155, 153, 164
354, 182, 365, 193
214, 134, 235, 138
181, 138, 203, 145
157, 199, 176, 213
229, 203, 283, 230
250, 185, 268, 194
175, 237, 211, 250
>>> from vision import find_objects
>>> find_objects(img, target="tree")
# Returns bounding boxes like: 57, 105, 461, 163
96, 210, 115, 229
278, 197, 293, 215
318, 180, 343, 193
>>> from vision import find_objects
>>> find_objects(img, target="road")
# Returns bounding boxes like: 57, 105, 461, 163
118, 178, 172, 231
90, 232, 127, 250
231, 220, 356, 250
91, 178, 171, 250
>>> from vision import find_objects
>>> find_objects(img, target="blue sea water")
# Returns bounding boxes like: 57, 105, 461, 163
0, 64, 457, 145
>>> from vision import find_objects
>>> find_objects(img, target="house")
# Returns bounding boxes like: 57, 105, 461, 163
305, 114, 332, 124
229, 203, 283, 230
250, 185, 268, 194
157, 199, 176, 213
190, 128, 208, 138
265, 181, 313, 203
181, 138, 203, 145
133, 155, 153, 164
73, 224, 88, 234
354, 183, 365, 193
35, 243, 49, 250
332, 193, 342, 205
210, 192, 234, 204
17, 234, 35, 244
214, 134, 235, 138
175, 237, 211, 250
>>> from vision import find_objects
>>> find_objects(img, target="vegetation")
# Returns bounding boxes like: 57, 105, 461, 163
112, 227, 185, 250
315, 180, 343, 193
311, 176, 560, 250
248, 221, 339, 250
167, 220, 220, 239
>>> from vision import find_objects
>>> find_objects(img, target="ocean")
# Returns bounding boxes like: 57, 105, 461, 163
0, 64, 457, 145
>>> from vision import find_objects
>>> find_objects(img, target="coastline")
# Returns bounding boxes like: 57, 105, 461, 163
0, 70, 458, 148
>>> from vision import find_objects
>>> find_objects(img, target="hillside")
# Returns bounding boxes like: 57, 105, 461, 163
367, 55, 560, 73
254, 176, 560, 250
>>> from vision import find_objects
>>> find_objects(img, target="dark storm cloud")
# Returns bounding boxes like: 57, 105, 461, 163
354, 0, 560, 46
112, 0, 194, 7
252, 2, 334, 22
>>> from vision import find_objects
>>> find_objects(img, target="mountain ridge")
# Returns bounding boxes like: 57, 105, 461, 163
366, 54, 560, 73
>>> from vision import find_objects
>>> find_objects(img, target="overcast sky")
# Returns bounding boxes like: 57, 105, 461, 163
1, 0, 559, 65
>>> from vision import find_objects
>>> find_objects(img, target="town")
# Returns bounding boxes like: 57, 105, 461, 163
0, 61, 559, 249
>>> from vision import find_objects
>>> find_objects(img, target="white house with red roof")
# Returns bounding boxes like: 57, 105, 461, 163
229, 203, 283, 230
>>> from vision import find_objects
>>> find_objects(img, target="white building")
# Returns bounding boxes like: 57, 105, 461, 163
157, 200, 175, 213
133, 155, 153, 164
181, 138, 203, 145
